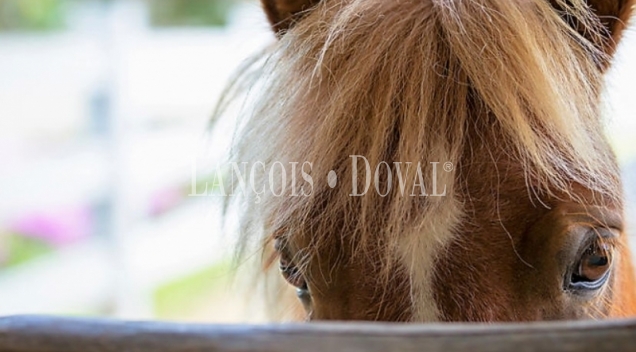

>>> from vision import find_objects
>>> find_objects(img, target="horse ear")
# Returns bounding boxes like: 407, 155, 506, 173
584, 0, 635, 53
261, 0, 321, 35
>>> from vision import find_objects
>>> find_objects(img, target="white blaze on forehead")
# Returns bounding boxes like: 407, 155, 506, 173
398, 177, 463, 322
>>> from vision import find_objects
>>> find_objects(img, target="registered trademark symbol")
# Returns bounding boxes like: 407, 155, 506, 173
443, 162, 454, 173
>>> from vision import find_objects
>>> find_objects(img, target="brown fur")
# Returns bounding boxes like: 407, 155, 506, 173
219, 0, 636, 321
262, 0, 321, 34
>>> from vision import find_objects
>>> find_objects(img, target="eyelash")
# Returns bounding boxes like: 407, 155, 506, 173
275, 238, 308, 290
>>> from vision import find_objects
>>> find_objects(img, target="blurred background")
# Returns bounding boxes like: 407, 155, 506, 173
0, 0, 635, 323
0, 0, 273, 323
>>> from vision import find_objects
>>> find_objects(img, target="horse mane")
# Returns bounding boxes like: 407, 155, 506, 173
216, 0, 623, 319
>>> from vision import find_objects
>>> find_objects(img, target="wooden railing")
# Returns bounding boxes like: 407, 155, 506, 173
1, 316, 635, 351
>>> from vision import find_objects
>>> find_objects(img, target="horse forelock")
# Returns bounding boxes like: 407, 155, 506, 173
221, 0, 628, 320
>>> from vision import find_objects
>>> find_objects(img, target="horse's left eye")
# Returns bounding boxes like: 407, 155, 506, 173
568, 238, 612, 292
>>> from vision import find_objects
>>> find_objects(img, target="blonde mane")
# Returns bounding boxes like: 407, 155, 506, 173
217, 0, 624, 318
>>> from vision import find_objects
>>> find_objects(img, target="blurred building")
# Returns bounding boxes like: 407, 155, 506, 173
0, 0, 272, 322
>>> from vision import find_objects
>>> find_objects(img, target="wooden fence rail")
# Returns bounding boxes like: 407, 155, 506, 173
1, 316, 636, 352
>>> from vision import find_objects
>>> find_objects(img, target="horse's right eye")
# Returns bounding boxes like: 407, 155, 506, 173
275, 238, 313, 312
279, 254, 308, 290
274, 238, 308, 290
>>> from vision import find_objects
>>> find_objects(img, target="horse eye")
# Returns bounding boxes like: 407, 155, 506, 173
279, 254, 308, 290
569, 239, 612, 291
274, 238, 308, 290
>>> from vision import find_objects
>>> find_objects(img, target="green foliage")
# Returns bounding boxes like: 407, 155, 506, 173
148, 0, 235, 28
0, 0, 66, 32
1, 233, 54, 268
0, 0, 238, 31
153, 261, 231, 319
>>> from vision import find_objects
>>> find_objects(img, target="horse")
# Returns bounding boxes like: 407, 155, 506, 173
218, 0, 636, 322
